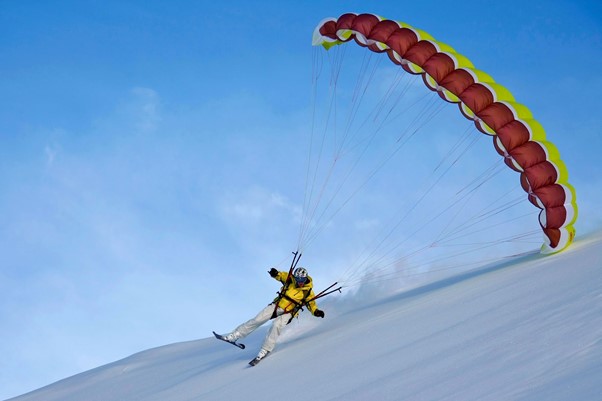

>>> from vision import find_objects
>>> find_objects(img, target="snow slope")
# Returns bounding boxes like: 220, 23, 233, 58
8, 233, 602, 401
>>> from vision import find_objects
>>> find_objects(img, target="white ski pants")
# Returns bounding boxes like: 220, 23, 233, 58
230, 304, 289, 352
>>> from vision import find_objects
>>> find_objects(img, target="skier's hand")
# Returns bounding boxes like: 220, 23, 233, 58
314, 309, 325, 318
268, 268, 279, 277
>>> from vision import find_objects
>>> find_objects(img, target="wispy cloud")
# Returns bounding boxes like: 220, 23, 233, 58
129, 87, 161, 133
220, 186, 300, 224
44, 144, 59, 166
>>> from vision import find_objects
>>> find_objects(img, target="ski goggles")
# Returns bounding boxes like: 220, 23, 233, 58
294, 276, 308, 285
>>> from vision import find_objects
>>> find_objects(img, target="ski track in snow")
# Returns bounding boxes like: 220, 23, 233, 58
7, 232, 602, 401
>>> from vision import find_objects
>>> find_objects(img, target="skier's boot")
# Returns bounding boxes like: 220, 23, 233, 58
249, 349, 270, 366
213, 331, 245, 349
223, 332, 240, 342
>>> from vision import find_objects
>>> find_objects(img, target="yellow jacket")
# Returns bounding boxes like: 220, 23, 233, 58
272, 271, 318, 315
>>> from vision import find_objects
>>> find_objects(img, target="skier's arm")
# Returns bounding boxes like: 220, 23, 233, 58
267, 268, 288, 284
306, 289, 319, 314
274, 270, 290, 284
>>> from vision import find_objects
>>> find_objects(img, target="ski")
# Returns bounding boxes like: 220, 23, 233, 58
213, 331, 245, 349
248, 351, 270, 366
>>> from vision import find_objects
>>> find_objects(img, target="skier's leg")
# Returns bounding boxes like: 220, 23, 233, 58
260, 313, 289, 353
227, 304, 278, 340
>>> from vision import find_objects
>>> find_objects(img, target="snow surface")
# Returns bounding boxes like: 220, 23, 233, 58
8, 232, 602, 401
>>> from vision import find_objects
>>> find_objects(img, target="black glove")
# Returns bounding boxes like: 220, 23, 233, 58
268, 268, 279, 277
314, 309, 325, 318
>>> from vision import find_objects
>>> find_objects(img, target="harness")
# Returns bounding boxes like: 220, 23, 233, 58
273, 280, 313, 324
268, 251, 342, 323
270, 251, 302, 319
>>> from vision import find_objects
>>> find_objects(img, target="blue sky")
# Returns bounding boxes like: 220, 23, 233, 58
1, 1, 601, 399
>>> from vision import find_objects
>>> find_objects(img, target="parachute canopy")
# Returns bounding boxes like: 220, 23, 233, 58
312, 13, 577, 254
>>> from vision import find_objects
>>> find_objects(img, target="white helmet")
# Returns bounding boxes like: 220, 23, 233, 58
293, 267, 308, 278
293, 267, 309, 285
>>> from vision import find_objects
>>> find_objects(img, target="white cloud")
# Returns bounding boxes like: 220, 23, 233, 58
102, 87, 163, 134
44, 144, 59, 166
354, 218, 380, 231
126, 87, 162, 134
220, 186, 300, 224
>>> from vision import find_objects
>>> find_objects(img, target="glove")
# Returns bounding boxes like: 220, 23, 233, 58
268, 268, 279, 277
314, 309, 325, 318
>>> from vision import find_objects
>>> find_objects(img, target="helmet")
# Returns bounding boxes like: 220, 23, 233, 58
293, 267, 308, 278
293, 267, 309, 285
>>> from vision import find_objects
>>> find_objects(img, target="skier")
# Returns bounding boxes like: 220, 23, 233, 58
216, 266, 325, 365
